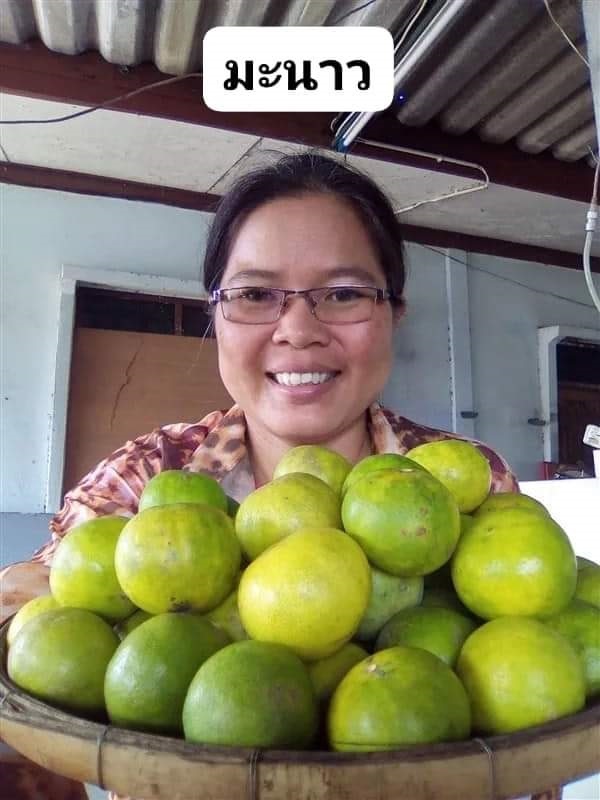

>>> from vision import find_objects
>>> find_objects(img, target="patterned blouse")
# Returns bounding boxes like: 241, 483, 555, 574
2, 403, 560, 800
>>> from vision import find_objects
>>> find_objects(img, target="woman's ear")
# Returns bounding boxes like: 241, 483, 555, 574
391, 298, 406, 328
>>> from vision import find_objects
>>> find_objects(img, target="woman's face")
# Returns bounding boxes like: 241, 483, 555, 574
214, 193, 396, 446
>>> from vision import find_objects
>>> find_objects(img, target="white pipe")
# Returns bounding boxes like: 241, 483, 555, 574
583, 159, 600, 315
583, 231, 600, 314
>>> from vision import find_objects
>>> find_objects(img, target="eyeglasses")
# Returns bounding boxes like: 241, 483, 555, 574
208, 285, 392, 325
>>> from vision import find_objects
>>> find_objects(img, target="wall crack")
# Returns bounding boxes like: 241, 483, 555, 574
109, 338, 144, 430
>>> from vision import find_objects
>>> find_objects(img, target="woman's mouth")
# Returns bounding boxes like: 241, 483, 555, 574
268, 371, 338, 386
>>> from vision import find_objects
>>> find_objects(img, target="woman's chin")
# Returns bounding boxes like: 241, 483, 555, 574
266, 408, 342, 445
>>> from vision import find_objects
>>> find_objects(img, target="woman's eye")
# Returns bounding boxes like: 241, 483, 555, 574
326, 287, 365, 303
238, 288, 276, 303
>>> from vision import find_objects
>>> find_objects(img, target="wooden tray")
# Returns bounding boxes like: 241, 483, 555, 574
1, 619, 599, 800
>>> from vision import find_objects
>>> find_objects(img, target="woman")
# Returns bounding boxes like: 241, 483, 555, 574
1, 153, 560, 800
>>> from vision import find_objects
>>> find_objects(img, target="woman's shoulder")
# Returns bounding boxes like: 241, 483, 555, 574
63, 408, 230, 496
379, 406, 519, 493
49, 406, 240, 544
121, 407, 230, 463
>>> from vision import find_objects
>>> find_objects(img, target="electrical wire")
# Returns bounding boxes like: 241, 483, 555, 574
330, 0, 433, 149
542, 0, 590, 68
422, 244, 599, 310
394, 0, 430, 54
329, 0, 379, 26
0, 72, 202, 125
582, 157, 600, 314
539, 1, 596, 318
356, 136, 490, 212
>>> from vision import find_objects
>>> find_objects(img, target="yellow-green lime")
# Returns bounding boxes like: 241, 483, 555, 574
421, 587, 475, 617
50, 515, 135, 622
182, 640, 318, 748
456, 617, 585, 734
105, 612, 230, 734
577, 556, 598, 571
238, 527, 370, 661
328, 646, 471, 751
204, 579, 248, 641
355, 567, 423, 641
406, 439, 491, 513
575, 564, 600, 608
273, 445, 352, 495
235, 473, 342, 561
115, 503, 241, 614
342, 453, 426, 497
474, 491, 549, 518
8, 608, 118, 716
423, 514, 471, 591
460, 513, 474, 535
422, 515, 477, 594
7, 595, 59, 647
545, 599, 600, 698
308, 643, 368, 703
451, 508, 577, 619
375, 606, 477, 667
341, 468, 460, 577
138, 469, 227, 513
114, 609, 152, 640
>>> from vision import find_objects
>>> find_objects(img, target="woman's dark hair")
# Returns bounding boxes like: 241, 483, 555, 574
203, 151, 406, 305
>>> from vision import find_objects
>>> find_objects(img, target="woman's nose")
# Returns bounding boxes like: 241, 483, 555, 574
271, 295, 330, 348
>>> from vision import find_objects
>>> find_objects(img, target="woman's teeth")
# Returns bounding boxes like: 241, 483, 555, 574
273, 372, 334, 386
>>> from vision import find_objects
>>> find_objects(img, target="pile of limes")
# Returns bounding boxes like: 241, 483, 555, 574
7, 441, 600, 752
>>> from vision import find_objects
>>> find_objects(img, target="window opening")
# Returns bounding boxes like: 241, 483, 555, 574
75, 286, 213, 337
556, 338, 600, 477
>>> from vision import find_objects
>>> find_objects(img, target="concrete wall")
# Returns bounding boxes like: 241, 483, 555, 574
1, 183, 599, 562
386, 244, 600, 479
467, 251, 599, 478
1, 183, 212, 516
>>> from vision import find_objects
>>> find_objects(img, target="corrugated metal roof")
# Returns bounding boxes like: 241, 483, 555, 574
0, 0, 596, 164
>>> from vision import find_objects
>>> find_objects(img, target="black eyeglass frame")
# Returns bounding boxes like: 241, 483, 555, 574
207, 285, 394, 325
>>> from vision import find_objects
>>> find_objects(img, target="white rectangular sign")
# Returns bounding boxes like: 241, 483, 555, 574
203, 26, 394, 113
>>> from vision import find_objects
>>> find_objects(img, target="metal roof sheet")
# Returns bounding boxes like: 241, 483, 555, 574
0, 0, 596, 164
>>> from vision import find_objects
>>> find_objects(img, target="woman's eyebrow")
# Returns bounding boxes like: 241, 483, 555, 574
225, 269, 279, 284
324, 266, 380, 283
224, 265, 379, 285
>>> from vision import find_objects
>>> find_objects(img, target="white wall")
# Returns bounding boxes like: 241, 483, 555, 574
1, 183, 599, 515
467, 253, 599, 478
1, 183, 212, 513
383, 244, 453, 432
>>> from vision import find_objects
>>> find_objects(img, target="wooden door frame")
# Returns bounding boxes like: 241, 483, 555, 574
46, 265, 206, 513
538, 325, 600, 465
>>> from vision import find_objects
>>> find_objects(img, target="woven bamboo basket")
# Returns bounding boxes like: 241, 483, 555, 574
1, 620, 599, 800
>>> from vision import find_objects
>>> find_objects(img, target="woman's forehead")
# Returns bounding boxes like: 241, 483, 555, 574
222, 194, 383, 283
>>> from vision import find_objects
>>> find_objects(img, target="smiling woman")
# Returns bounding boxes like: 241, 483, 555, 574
2, 152, 562, 800
209, 189, 402, 486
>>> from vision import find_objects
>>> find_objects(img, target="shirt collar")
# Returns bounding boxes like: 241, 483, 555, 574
187, 402, 402, 502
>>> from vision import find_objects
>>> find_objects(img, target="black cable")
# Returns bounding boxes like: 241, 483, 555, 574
329, 0, 379, 26
422, 245, 597, 310
0, 71, 202, 125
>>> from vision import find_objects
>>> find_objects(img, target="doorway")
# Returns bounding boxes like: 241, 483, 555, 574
62, 286, 232, 495
556, 337, 600, 477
